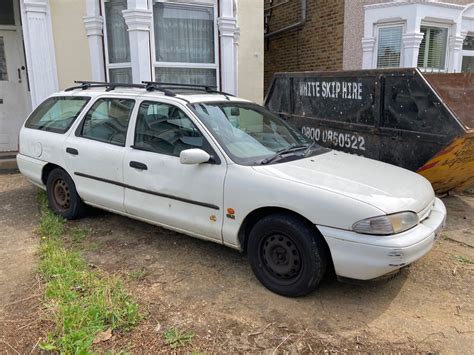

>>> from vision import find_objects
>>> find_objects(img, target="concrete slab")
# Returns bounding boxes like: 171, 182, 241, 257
0, 158, 18, 174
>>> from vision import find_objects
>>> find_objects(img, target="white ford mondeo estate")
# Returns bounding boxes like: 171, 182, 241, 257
17, 81, 446, 297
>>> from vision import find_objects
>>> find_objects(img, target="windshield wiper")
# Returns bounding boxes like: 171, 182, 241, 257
258, 144, 309, 165
303, 140, 317, 155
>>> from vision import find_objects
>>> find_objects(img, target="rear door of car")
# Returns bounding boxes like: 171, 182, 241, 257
64, 96, 136, 212
123, 99, 227, 242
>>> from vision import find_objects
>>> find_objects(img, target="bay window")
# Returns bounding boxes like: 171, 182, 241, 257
417, 26, 448, 71
152, 1, 218, 86
100, 0, 219, 86
376, 25, 403, 68
103, 0, 132, 83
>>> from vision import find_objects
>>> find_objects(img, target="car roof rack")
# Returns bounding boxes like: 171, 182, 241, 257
65, 80, 234, 99
142, 81, 235, 99
65, 80, 176, 97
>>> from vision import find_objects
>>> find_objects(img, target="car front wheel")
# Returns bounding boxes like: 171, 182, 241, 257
248, 213, 328, 297
46, 168, 86, 220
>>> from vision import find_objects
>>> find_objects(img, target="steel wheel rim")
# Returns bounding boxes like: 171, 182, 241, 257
52, 178, 71, 211
259, 233, 302, 285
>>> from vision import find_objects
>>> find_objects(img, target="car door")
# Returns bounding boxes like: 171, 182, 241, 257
64, 97, 135, 212
123, 100, 226, 242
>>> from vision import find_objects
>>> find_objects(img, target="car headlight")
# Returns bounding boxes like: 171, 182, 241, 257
352, 212, 419, 235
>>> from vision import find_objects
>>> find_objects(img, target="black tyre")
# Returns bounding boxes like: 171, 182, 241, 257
248, 213, 328, 297
46, 168, 87, 220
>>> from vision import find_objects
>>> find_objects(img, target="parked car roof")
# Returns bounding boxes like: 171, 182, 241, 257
57, 86, 252, 104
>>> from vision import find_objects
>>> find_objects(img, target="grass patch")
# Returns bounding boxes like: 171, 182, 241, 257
70, 226, 92, 243
455, 255, 474, 265
37, 192, 140, 353
164, 327, 195, 349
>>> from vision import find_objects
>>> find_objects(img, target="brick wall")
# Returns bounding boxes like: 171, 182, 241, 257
264, 0, 345, 91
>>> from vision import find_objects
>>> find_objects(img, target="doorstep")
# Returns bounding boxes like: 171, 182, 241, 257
0, 152, 18, 174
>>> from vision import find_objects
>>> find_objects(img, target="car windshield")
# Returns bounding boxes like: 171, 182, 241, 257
191, 101, 324, 165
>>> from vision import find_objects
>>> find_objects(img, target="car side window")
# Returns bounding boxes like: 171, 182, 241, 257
79, 98, 135, 146
25, 96, 90, 133
133, 101, 206, 157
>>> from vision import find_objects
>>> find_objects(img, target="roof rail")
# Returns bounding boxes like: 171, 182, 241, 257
65, 80, 234, 99
65, 80, 176, 96
142, 81, 234, 98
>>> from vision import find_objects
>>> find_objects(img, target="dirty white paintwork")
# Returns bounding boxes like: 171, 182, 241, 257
17, 88, 446, 280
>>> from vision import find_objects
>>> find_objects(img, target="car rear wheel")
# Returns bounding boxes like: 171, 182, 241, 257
46, 168, 86, 220
248, 213, 328, 297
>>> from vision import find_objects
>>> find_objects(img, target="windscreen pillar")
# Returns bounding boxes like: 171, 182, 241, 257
21, 0, 59, 108
83, 0, 105, 82
123, 0, 152, 84
218, 0, 238, 95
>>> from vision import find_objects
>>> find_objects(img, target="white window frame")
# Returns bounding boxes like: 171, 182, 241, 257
462, 33, 474, 57
0, 0, 21, 31
461, 33, 474, 72
101, 0, 132, 82
149, 0, 220, 88
374, 22, 405, 69
417, 22, 450, 73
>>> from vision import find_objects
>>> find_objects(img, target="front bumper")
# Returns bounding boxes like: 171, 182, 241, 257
318, 198, 446, 280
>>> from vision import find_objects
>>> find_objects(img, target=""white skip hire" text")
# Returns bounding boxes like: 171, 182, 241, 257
299, 81, 363, 100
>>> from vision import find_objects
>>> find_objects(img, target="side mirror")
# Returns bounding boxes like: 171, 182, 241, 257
179, 149, 211, 165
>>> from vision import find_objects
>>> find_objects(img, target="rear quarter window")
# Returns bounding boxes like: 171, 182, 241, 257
25, 96, 90, 133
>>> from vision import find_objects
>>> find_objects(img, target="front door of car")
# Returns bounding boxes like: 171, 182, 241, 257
64, 97, 136, 212
123, 100, 226, 242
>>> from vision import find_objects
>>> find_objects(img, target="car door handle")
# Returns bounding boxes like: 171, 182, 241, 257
66, 147, 79, 155
129, 161, 148, 170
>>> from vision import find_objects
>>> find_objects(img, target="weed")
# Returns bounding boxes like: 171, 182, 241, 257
70, 226, 92, 243
129, 268, 148, 281
37, 191, 140, 353
455, 255, 474, 265
84, 241, 100, 252
164, 327, 196, 349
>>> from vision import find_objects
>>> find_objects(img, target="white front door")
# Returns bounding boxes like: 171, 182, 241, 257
0, 29, 31, 152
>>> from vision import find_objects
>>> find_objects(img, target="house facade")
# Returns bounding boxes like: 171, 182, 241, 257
264, 0, 474, 89
0, 0, 263, 152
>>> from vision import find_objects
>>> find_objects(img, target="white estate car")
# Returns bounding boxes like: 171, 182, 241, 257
17, 82, 446, 297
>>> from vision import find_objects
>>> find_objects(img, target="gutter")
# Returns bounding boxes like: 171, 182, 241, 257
264, 0, 307, 39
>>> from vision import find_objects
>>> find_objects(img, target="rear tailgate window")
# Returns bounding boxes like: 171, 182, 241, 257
25, 96, 90, 133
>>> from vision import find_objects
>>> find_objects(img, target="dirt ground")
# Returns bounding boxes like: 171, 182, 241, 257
0, 174, 473, 353
0, 174, 48, 353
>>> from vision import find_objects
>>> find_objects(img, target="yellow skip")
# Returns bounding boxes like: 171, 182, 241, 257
418, 132, 474, 194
